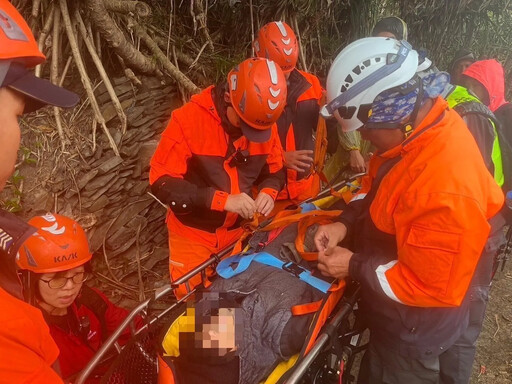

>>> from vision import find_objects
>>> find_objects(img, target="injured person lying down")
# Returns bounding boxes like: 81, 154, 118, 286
158, 220, 338, 384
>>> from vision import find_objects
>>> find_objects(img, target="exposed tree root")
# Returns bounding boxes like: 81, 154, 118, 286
132, 19, 200, 95
50, 5, 66, 151
104, 0, 151, 18
76, 8, 128, 134
35, 2, 54, 77
59, 0, 120, 156
85, 0, 158, 75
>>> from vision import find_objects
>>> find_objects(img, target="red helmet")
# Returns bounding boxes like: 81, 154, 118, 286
0, 0, 45, 67
17, 214, 92, 273
228, 57, 287, 142
253, 21, 298, 73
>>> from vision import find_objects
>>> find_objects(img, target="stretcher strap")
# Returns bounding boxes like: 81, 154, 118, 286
216, 252, 332, 293
312, 93, 328, 177
295, 210, 343, 261
231, 207, 325, 255
291, 300, 323, 316
318, 171, 353, 202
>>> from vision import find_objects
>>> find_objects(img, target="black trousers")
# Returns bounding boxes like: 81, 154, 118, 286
357, 231, 504, 384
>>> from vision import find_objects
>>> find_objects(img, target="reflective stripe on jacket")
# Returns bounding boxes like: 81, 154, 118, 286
149, 87, 285, 246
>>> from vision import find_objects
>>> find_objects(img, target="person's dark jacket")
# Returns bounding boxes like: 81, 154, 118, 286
208, 223, 324, 384
0, 209, 35, 299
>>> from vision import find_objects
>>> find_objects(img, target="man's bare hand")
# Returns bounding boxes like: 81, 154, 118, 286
254, 192, 274, 217
284, 150, 314, 172
314, 222, 348, 252
349, 149, 366, 173
224, 193, 256, 219
317, 246, 353, 279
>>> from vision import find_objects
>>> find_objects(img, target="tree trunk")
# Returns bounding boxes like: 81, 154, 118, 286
85, 0, 157, 75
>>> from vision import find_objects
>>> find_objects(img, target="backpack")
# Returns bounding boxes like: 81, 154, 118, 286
455, 101, 512, 192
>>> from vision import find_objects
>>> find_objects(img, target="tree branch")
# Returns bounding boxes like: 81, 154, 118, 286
59, 0, 120, 156
85, 0, 158, 75
75, 8, 128, 134
132, 20, 201, 95
104, 0, 151, 18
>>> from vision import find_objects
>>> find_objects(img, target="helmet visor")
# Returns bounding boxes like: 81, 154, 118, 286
0, 61, 79, 113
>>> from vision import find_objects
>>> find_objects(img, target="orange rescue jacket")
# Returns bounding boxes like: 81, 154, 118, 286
0, 286, 62, 384
347, 97, 504, 308
150, 86, 285, 247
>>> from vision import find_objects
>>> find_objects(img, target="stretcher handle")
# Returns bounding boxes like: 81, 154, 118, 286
285, 283, 361, 384
77, 241, 238, 383
302, 172, 364, 205
77, 173, 363, 383
74, 282, 178, 384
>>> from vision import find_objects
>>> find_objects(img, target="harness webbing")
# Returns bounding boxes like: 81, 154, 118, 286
216, 252, 332, 293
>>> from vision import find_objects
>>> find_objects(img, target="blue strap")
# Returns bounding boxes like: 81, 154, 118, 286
217, 252, 331, 293
299, 202, 319, 213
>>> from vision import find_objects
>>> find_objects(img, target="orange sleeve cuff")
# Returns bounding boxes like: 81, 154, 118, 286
260, 188, 279, 201
210, 191, 229, 211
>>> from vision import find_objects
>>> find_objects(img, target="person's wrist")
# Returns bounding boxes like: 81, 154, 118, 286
260, 188, 278, 200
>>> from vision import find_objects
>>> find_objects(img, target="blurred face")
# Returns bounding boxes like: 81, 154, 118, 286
359, 126, 404, 152
459, 76, 490, 106
224, 91, 241, 127
0, 88, 25, 191
453, 59, 474, 85
38, 266, 86, 315
357, 97, 433, 152
201, 308, 237, 355
376, 31, 397, 39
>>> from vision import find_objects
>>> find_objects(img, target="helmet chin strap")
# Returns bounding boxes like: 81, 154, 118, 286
20, 269, 36, 305
400, 76, 424, 139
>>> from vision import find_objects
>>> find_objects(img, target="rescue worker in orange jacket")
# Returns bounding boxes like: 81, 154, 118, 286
253, 21, 335, 202
0, 1, 79, 382
315, 38, 503, 383
150, 58, 287, 297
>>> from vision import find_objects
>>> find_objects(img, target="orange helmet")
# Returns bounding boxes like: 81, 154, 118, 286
0, 0, 45, 67
253, 21, 299, 74
17, 213, 92, 273
228, 57, 287, 142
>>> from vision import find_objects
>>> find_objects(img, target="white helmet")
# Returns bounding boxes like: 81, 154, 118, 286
321, 38, 419, 132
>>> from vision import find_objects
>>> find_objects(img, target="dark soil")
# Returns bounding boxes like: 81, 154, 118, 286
471, 262, 512, 383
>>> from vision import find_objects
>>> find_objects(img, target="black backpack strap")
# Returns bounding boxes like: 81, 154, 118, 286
454, 101, 500, 128
0, 210, 36, 300
455, 101, 512, 192
76, 285, 110, 342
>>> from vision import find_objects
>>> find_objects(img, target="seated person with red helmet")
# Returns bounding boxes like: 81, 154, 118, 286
16, 213, 143, 382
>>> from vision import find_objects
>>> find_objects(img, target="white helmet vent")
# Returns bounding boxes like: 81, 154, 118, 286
324, 38, 418, 132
